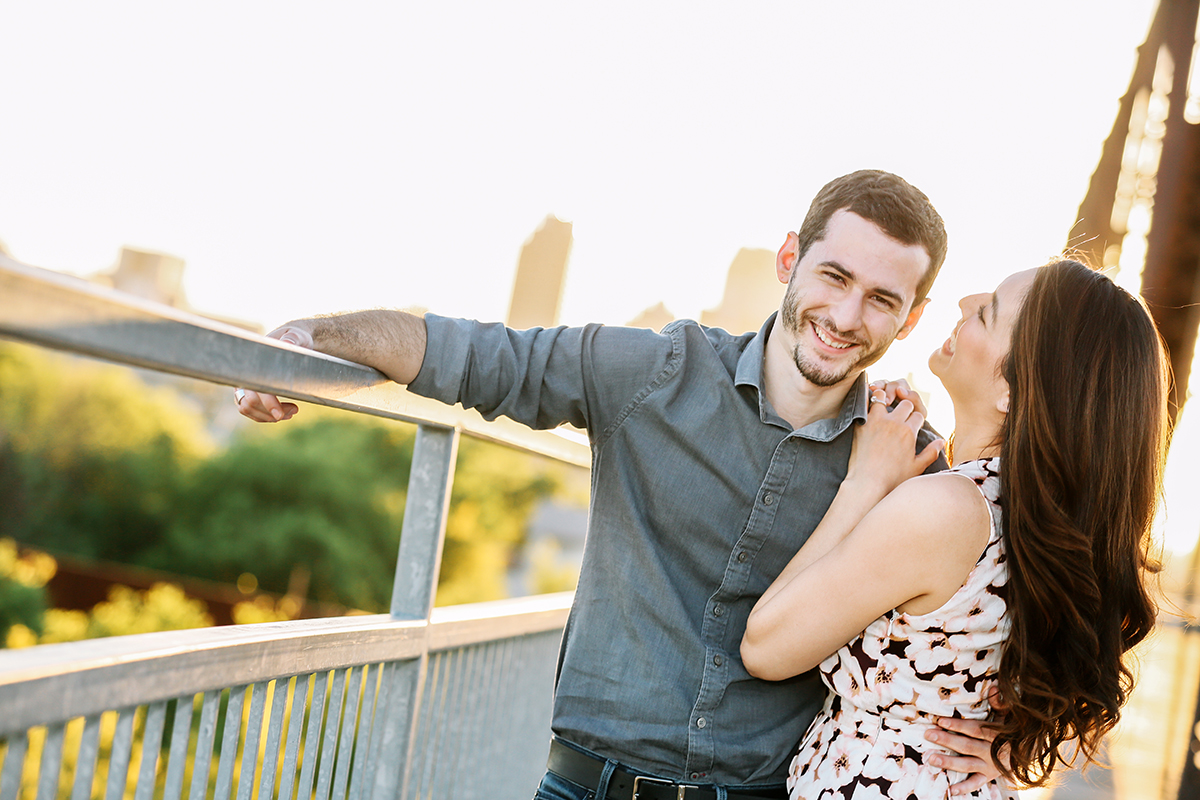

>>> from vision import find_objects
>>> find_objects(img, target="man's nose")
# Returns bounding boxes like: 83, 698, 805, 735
827, 292, 864, 333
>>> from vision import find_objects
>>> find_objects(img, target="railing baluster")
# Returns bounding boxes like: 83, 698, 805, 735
164, 694, 196, 800
425, 649, 459, 797
135, 702, 169, 800
214, 687, 247, 800
258, 679, 289, 800
345, 665, 380, 800
296, 674, 328, 800
276, 676, 307, 800
407, 652, 441, 799
190, 691, 222, 800
71, 715, 103, 800
0, 733, 29, 800
447, 645, 482, 799
313, 668, 347, 800
237, 682, 269, 800
35, 723, 67, 800
105, 708, 138, 800
356, 664, 389, 800
475, 641, 504, 785
330, 667, 364, 800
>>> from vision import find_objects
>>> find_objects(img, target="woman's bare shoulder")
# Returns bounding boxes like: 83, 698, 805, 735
868, 471, 993, 552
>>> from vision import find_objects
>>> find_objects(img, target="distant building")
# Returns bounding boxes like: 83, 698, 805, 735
507, 215, 573, 329
90, 246, 261, 333
700, 248, 782, 334
626, 301, 675, 331
97, 247, 188, 308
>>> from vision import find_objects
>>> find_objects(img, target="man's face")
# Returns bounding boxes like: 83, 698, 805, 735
776, 210, 930, 388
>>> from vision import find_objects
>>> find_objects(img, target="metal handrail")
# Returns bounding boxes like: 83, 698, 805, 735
0, 253, 590, 468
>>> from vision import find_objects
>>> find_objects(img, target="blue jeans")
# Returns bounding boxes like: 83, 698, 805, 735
532, 768, 600, 800
532, 765, 739, 800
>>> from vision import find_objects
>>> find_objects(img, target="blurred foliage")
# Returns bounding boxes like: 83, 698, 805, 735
438, 438, 564, 605
0, 342, 573, 627
0, 344, 212, 562
5, 579, 215, 648
0, 538, 55, 640
151, 414, 415, 611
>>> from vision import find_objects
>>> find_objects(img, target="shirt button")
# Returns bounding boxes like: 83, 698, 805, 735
736, 551, 747, 563
696, 717, 707, 729
712, 604, 724, 617
762, 491, 774, 506
713, 654, 723, 667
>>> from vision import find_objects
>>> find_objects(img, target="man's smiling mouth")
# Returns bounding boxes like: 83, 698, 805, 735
812, 322, 856, 350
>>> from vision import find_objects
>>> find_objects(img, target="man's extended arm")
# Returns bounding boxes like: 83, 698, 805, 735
237, 310, 426, 423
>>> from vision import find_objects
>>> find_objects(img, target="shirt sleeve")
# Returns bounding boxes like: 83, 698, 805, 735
408, 314, 678, 435
918, 422, 950, 474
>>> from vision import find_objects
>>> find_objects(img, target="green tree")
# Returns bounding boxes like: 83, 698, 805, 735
0, 343, 211, 561
154, 414, 414, 611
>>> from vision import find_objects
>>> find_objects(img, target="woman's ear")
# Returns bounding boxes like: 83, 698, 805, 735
997, 390, 1010, 415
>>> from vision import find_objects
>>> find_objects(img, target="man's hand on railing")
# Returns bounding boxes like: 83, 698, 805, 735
234, 323, 315, 422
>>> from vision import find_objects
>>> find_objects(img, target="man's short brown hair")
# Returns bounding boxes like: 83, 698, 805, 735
796, 170, 947, 306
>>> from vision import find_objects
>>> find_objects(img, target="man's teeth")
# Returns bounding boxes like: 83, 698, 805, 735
814, 325, 853, 349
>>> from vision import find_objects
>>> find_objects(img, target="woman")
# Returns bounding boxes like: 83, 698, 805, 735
741, 259, 1167, 799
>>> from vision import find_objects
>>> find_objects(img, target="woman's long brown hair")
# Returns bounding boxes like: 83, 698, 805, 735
994, 259, 1168, 785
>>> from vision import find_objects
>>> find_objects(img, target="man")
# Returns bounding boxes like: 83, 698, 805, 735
238, 171, 1001, 799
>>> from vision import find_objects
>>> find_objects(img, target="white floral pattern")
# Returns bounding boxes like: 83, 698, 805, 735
788, 458, 1008, 800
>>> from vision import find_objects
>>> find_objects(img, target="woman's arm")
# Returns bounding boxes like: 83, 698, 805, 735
741, 444, 991, 682
756, 394, 942, 609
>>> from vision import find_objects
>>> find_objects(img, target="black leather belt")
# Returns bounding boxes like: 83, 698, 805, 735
546, 738, 786, 800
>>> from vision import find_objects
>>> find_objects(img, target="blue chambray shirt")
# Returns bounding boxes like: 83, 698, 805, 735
409, 311, 945, 786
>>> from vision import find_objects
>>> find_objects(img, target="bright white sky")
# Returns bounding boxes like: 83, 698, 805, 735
6, 1, 1199, 556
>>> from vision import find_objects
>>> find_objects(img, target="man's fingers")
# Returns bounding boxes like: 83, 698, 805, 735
267, 324, 315, 349
946, 771, 991, 796
925, 720, 1004, 786
923, 748, 988, 775
935, 716, 999, 743
236, 389, 299, 423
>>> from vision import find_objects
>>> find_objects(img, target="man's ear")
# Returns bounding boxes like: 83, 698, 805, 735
776, 232, 800, 285
894, 298, 930, 341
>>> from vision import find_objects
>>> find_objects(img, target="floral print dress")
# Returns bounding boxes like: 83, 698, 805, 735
787, 458, 1008, 800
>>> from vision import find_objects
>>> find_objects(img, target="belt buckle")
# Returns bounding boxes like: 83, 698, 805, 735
631, 775, 699, 800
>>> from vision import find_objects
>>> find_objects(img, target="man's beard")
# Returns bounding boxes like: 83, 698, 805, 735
780, 284, 888, 388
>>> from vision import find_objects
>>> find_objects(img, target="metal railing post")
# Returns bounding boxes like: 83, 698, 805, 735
369, 424, 459, 800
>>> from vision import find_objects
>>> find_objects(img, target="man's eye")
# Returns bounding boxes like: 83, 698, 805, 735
977, 306, 986, 323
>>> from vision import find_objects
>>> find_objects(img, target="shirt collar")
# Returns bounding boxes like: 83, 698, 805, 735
735, 312, 869, 441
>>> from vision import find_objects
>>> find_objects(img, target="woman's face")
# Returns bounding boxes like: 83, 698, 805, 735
929, 268, 1038, 413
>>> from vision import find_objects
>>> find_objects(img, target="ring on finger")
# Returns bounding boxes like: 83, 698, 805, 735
234, 388, 246, 404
